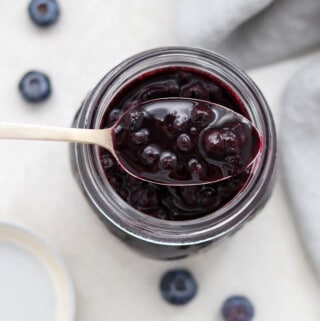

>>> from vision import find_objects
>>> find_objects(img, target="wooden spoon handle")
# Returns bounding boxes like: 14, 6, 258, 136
0, 122, 113, 150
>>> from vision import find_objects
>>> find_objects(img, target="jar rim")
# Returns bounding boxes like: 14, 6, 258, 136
73, 46, 277, 246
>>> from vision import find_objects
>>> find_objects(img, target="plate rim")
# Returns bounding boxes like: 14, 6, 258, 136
0, 221, 76, 321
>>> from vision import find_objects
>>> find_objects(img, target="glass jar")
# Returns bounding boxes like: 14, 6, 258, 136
71, 47, 276, 260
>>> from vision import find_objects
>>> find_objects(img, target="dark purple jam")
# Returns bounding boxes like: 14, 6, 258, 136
99, 67, 254, 221
113, 99, 260, 185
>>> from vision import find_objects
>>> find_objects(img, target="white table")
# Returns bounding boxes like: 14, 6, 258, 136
0, 1, 319, 320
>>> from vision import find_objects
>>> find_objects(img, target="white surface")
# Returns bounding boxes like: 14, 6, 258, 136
280, 57, 320, 278
0, 223, 75, 321
0, 1, 319, 321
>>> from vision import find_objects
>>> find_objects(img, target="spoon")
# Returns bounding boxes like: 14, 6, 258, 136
0, 98, 261, 186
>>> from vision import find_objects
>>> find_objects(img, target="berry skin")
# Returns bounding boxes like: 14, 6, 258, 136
203, 126, 241, 159
28, 0, 60, 27
123, 110, 144, 130
172, 113, 189, 132
160, 269, 197, 305
191, 103, 214, 127
188, 158, 205, 177
130, 128, 150, 145
18, 71, 51, 103
141, 144, 161, 165
176, 133, 192, 152
222, 295, 254, 321
159, 151, 177, 171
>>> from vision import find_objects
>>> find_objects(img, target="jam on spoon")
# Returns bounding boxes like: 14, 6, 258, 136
0, 98, 260, 186
113, 98, 261, 186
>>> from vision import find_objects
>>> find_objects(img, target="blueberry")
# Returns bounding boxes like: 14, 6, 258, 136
223, 155, 245, 176
203, 127, 241, 159
188, 158, 205, 177
141, 144, 161, 166
176, 133, 192, 152
172, 113, 189, 132
166, 80, 180, 96
190, 127, 197, 136
230, 122, 249, 146
18, 71, 51, 103
222, 295, 254, 321
130, 128, 149, 145
203, 129, 222, 156
191, 103, 214, 127
123, 110, 144, 130
107, 109, 121, 125
198, 187, 220, 208
220, 128, 241, 154
159, 151, 177, 171
160, 269, 197, 305
28, 0, 60, 27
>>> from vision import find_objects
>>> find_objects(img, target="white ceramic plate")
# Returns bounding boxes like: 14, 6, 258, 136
0, 222, 76, 321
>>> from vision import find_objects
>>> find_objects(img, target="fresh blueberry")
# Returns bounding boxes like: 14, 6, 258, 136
160, 269, 197, 305
222, 295, 255, 321
18, 71, 51, 103
28, 0, 60, 27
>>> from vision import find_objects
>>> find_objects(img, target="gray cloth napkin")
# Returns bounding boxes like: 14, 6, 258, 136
179, 0, 320, 276
281, 58, 320, 277
178, 0, 320, 69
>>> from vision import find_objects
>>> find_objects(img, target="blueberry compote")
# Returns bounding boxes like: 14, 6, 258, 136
113, 99, 260, 185
100, 67, 255, 221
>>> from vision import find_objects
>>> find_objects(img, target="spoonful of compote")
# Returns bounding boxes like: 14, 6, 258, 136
0, 98, 262, 186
